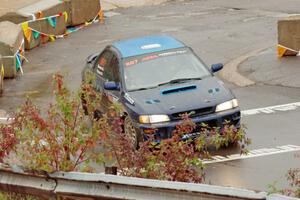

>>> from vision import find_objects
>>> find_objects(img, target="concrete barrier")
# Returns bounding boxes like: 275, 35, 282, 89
64, 0, 101, 26
0, 12, 31, 25
25, 14, 66, 50
0, 0, 67, 50
19, 0, 67, 50
0, 21, 24, 78
278, 15, 300, 57
0, 0, 102, 50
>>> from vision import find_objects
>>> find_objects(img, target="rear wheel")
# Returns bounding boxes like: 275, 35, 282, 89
124, 116, 142, 149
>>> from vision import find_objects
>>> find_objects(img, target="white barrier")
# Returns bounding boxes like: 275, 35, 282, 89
0, 165, 298, 200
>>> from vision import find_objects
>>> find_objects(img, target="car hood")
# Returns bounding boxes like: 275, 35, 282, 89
127, 76, 235, 115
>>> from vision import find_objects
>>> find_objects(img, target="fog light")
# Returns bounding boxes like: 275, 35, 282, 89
143, 128, 156, 134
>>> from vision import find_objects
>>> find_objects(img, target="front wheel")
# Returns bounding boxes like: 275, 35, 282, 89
124, 116, 142, 149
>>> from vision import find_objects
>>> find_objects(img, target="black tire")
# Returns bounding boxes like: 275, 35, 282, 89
81, 94, 103, 120
81, 96, 88, 115
124, 115, 143, 149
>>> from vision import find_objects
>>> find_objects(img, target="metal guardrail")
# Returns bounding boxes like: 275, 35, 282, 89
0, 165, 298, 200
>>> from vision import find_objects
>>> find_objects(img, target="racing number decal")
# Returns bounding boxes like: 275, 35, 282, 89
125, 59, 138, 67
97, 57, 107, 76
99, 57, 107, 66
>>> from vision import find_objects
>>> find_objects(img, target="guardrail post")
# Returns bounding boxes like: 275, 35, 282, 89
105, 166, 117, 175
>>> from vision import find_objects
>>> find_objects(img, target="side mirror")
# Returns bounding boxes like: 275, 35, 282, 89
104, 82, 120, 91
211, 63, 223, 73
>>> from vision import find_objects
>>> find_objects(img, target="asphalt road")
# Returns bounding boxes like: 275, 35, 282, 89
1, 0, 300, 192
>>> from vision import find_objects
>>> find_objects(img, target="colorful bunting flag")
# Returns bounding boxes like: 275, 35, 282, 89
1, 64, 4, 78
277, 44, 298, 57
49, 35, 56, 42
16, 54, 21, 71
21, 22, 32, 42
67, 27, 77, 34
85, 22, 92, 26
98, 10, 104, 23
33, 30, 40, 39
20, 10, 104, 49
63, 11, 68, 23
37, 11, 43, 19
47, 17, 57, 28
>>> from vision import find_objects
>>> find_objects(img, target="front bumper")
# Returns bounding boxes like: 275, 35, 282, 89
138, 107, 241, 140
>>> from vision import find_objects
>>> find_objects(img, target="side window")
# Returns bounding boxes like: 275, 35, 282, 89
110, 55, 121, 83
96, 50, 112, 78
103, 54, 120, 82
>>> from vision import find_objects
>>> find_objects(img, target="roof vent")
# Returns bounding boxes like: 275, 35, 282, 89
141, 44, 161, 50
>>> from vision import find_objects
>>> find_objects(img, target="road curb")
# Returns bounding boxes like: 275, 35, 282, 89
220, 47, 271, 87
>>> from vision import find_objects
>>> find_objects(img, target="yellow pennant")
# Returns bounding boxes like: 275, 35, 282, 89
98, 10, 104, 23
277, 45, 287, 58
49, 35, 56, 42
63, 11, 68, 23
85, 22, 92, 26
277, 45, 298, 57
22, 22, 32, 42
1, 64, 4, 77
37, 11, 43, 19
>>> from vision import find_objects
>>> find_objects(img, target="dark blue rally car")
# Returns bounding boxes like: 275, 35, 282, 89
82, 35, 240, 148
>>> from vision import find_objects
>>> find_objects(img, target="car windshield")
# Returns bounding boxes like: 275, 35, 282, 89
123, 48, 211, 91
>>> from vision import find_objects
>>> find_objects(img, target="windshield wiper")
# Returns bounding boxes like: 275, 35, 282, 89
158, 77, 202, 86
129, 77, 202, 92
129, 86, 158, 92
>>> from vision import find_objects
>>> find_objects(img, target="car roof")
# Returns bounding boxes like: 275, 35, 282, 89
112, 35, 186, 58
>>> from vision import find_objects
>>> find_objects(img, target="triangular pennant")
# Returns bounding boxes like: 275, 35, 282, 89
277, 45, 298, 57
21, 22, 28, 30
19, 46, 23, 54
24, 29, 32, 42
98, 10, 104, 23
16, 54, 21, 71
49, 35, 56, 42
1, 64, 4, 78
33, 30, 40, 39
47, 17, 57, 28
21, 22, 32, 42
40, 33, 48, 44
37, 11, 43, 19
63, 11, 68, 23
67, 27, 77, 34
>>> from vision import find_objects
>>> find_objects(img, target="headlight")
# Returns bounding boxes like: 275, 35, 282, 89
139, 115, 170, 124
215, 99, 239, 112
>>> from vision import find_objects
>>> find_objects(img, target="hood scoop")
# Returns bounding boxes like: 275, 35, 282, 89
161, 85, 197, 95
145, 99, 161, 104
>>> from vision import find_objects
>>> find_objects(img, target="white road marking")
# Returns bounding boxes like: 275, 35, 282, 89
0, 117, 14, 124
202, 145, 300, 164
0, 117, 13, 120
242, 102, 300, 116
0, 109, 12, 123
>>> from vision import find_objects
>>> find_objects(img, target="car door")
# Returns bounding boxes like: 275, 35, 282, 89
94, 50, 113, 90
93, 49, 113, 112
101, 53, 122, 112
